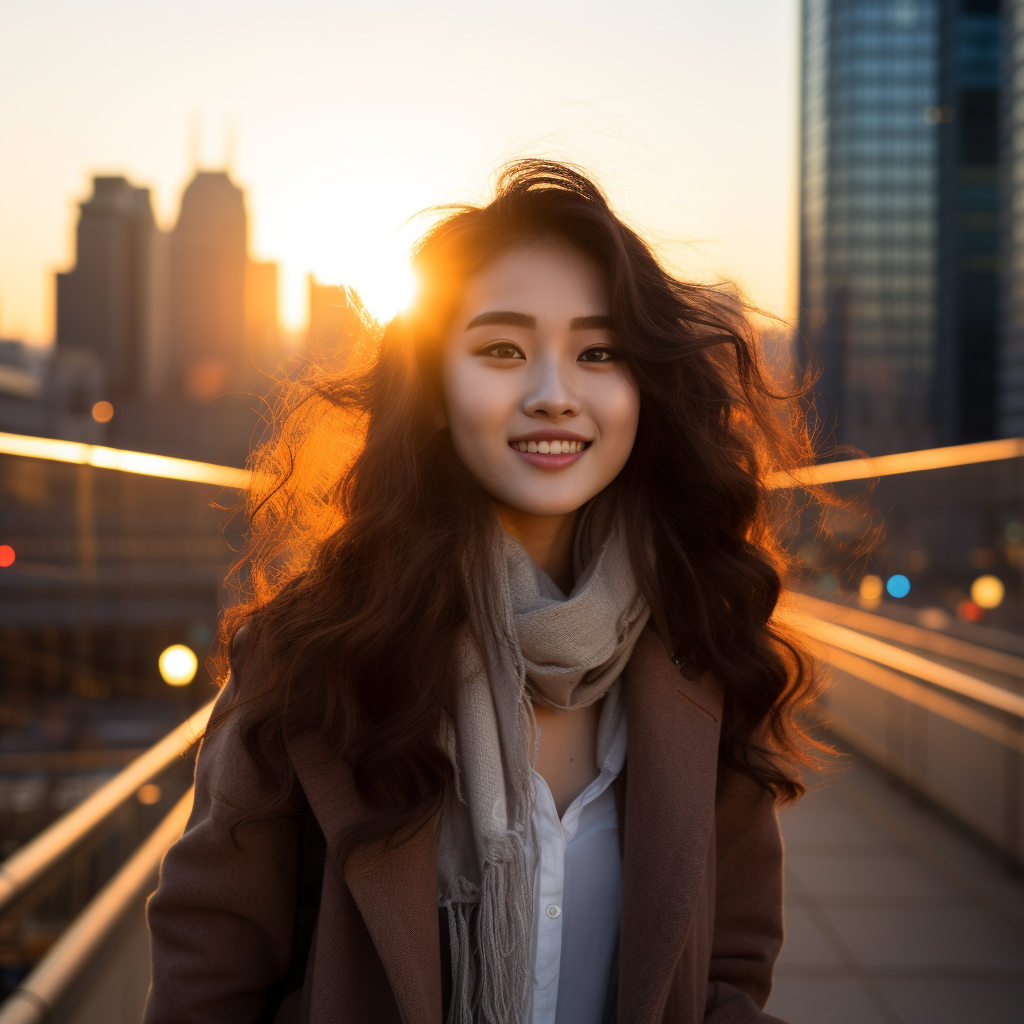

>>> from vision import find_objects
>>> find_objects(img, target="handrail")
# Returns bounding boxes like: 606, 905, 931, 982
789, 592, 1024, 679
0, 431, 250, 489
0, 790, 193, 1024
3, 429, 1022, 492
0, 701, 213, 919
769, 436, 1024, 488
779, 606, 1024, 718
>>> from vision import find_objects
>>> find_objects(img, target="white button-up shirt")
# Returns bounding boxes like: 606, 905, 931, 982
528, 707, 626, 1024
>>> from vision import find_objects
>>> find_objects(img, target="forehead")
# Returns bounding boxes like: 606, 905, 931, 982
456, 244, 608, 320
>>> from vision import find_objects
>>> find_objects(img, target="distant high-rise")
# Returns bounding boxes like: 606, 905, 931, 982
169, 171, 247, 399
308, 275, 360, 367
245, 260, 280, 369
56, 176, 165, 400
1002, 1, 1024, 434
799, 0, 1001, 456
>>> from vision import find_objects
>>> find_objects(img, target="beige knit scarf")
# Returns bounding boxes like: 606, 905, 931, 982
437, 498, 650, 1023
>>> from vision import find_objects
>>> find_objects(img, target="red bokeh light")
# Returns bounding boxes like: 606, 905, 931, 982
0, 545, 15, 568
956, 599, 984, 622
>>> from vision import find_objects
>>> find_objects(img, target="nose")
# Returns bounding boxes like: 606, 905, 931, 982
522, 356, 582, 420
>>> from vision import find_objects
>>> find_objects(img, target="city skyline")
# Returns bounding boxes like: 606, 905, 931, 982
0, 0, 799, 345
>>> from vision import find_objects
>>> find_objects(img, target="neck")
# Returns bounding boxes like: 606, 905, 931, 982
496, 504, 580, 594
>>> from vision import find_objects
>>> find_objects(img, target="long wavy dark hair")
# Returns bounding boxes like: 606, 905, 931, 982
214, 159, 824, 854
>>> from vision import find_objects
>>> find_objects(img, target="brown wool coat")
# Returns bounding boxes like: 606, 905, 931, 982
144, 630, 789, 1024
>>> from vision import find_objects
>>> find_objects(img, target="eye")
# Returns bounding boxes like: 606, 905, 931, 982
481, 341, 525, 360
578, 347, 618, 363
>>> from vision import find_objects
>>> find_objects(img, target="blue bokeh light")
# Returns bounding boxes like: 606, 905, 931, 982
886, 574, 911, 599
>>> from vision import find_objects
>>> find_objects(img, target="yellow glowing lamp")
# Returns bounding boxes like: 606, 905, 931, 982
970, 575, 1005, 611
159, 644, 198, 686
858, 575, 884, 601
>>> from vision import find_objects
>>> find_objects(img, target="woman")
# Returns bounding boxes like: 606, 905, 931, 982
145, 161, 817, 1024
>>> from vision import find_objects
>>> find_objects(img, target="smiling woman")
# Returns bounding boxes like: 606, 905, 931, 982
442, 244, 640, 584
145, 160, 822, 1024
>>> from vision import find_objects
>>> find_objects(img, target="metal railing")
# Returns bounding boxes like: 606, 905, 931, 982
0, 432, 249, 490
0, 792, 194, 1024
770, 435, 1024, 487
779, 593, 1024, 862
0, 702, 213, 921
1, 431, 1024, 1018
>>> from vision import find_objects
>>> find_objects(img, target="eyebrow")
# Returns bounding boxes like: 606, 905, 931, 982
464, 311, 613, 331
570, 315, 613, 331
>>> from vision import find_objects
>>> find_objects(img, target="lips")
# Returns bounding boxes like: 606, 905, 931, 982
507, 435, 590, 469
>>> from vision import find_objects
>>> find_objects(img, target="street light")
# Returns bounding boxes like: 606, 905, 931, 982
970, 575, 1005, 610
159, 644, 198, 686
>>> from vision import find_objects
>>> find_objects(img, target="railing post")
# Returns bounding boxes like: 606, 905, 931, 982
74, 463, 96, 697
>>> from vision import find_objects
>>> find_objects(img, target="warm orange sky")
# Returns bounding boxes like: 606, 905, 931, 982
0, 1, 798, 343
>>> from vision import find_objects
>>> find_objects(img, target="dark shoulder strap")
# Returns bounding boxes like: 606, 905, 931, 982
259, 785, 326, 1022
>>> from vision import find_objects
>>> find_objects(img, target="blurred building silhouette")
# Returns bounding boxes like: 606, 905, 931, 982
48, 169, 281, 463
245, 260, 280, 370
55, 177, 167, 406
169, 171, 247, 400
307, 275, 360, 367
799, 0, 1001, 456
1003, 0, 1024, 434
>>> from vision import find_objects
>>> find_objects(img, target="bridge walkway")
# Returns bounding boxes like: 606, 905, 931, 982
767, 750, 1024, 1024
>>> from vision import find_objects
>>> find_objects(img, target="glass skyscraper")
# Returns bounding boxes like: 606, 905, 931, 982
1003, 0, 1024, 435
799, 0, 1001, 456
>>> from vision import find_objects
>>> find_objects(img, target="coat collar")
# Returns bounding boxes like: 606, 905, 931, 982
287, 731, 442, 1024
287, 626, 722, 1024
619, 629, 724, 1023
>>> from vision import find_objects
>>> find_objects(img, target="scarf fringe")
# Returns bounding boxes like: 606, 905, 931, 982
442, 829, 532, 1024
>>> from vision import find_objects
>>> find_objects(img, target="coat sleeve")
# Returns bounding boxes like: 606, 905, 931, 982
144, 680, 300, 1024
704, 764, 789, 1024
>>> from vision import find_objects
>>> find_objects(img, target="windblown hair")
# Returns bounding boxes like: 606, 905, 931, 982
214, 160, 825, 853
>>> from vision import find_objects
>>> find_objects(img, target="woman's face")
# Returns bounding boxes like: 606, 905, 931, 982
441, 244, 640, 518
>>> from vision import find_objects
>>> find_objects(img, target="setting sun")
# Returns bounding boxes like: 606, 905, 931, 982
267, 172, 438, 329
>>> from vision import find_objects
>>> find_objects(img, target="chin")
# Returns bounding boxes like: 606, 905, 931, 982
501, 492, 597, 518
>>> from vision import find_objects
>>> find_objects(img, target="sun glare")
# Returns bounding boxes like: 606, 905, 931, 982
271, 172, 437, 330
356, 260, 418, 322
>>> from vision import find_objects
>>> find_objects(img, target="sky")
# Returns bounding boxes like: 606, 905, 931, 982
0, 0, 798, 344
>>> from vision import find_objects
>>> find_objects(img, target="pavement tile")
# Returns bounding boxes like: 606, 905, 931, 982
778, 787, 898, 848
785, 849, 962, 901
765, 974, 891, 1024
876, 977, 1024, 1024
777, 902, 845, 966
821, 905, 1024, 971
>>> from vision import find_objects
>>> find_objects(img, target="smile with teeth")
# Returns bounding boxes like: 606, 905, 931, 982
510, 439, 590, 454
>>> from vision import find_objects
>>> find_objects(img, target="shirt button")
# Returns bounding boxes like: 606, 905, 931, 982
545, 903, 561, 919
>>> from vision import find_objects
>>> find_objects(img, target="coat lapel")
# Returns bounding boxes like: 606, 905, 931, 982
287, 732, 442, 1024
619, 629, 724, 1023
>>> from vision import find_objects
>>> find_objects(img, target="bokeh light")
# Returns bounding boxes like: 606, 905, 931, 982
886, 575, 911, 599
0, 545, 15, 568
970, 574, 1005, 610
859, 575, 884, 601
917, 607, 950, 631
158, 644, 198, 686
91, 401, 114, 423
957, 600, 985, 622
137, 783, 162, 805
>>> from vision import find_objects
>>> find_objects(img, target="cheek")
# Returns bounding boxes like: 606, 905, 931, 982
595, 374, 641, 448
443, 363, 514, 450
